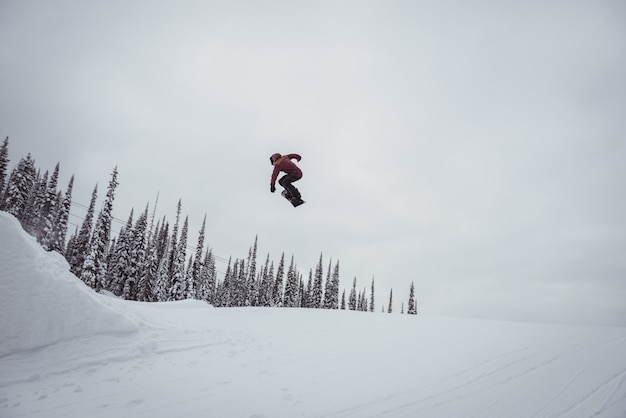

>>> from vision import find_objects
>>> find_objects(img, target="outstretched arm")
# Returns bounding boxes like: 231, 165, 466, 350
286, 153, 301, 162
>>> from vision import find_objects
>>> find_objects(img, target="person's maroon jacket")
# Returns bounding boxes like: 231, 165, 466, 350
271, 154, 302, 188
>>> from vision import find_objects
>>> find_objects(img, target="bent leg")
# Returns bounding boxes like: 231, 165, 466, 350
279, 175, 302, 200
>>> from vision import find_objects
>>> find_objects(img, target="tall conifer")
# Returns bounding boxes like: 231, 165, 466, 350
81, 167, 118, 292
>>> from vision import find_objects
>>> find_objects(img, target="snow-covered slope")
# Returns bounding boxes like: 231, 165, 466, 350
1, 211, 626, 418
0, 212, 136, 357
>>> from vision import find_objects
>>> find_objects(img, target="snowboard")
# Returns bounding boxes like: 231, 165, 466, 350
281, 190, 305, 207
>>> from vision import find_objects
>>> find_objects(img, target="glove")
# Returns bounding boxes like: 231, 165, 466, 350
270, 185, 276, 193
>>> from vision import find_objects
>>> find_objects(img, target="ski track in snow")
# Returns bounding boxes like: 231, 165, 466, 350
2, 211, 626, 418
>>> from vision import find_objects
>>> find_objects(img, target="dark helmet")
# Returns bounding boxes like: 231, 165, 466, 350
270, 153, 281, 165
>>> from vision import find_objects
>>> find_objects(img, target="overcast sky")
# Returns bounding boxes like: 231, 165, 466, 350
1, 0, 625, 326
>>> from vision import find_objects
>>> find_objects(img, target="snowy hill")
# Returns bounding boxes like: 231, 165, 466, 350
1, 211, 626, 418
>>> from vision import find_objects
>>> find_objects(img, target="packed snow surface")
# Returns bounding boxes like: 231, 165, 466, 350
1, 211, 626, 418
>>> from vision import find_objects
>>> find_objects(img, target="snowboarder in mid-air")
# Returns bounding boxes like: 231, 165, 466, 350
270, 153, 305, 207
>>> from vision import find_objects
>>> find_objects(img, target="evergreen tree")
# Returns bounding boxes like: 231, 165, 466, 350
369, 277, 375, 312
169, 216, 188, 300
40, 163, 60, 243
220, 258, 233, 307
154, 252, 171, 302
0, 136, 9, 204
3, 153, 36, 223
348, 277, 357, 311
311, 254, 324, 308
303, 269, 313, 308
191, 215, 207, 299
387, 289, 393, 313
340, 290, 346, 310
245, 236, 258, 306
48, 175, 73, 253
358, 288, 368, 311
322, 259, 333, 309
283, 256, 299, 307
297, 275, 305, 308
407, 282, 417, 315
81, 167, 118, 292
155, 217, 169, 263
183, 256, 195, 299
123, 207, 148, 300
258, 256, 273, 307
324, 260, 340, 309
196, 248, 216, 304
272, 253, 285, 307
137, 229, 159, 302
168, 199, 182, 279
109, 210, 134, 295
25, 170, 47, 236
237, 259, 248, 306
67, 184, 97, 276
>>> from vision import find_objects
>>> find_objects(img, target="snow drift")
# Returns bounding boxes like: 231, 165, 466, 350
1, 210, 626, 417
0, 211, 136, 357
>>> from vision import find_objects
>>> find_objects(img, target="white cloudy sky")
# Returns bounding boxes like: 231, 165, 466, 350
1, 0, 625, 326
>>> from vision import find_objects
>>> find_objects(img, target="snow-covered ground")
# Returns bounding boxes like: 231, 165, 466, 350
1, 211, 626, 418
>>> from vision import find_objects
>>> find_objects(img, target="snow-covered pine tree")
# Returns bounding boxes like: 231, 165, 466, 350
137, 229, 158, 302
239, 259, 248, 306
0, 137, 9, 204
245, 236, 258, 306
311, 254, 324, 308
123, 207, 148, 300
48, 175, 73, 254
369, 277, 375, 312
66, 184, 97, 276
229, 259, 245, 306
322, 259, 333, 309
283, 255, 299, 307
196, 248, 216, 304
169, 216, 188, 301
340, 290, 346, 310
221, 257, 235, 307
191, 215, 206, 299
227, 259, 238, 306
3, 153, 36, 223
258, 256, 274, 307
296, 268, 306, 308
108, 210, 134, 295
358, 288, 368, 312
183, 256, 195, 299
40, 163, 60, 245
154, 252, 171, 302
407, 282, 417, 315
155, 217, 169, 263
167, 200, 182, 279
21, 169, 43, 236
80, 167, 118, 292
388, 289, 393, 313
272, 253, 285, 307
331, 261, 340, 309
348, 277, 357, 311
303, 269, 313, 308
323, 260, 340, 309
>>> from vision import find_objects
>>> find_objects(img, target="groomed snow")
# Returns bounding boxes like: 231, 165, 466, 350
1, 211, 626, 417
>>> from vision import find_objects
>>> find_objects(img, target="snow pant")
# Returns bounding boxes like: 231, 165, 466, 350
279, 174, 302, 200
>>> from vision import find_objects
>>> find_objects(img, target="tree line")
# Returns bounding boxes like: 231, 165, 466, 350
0, 137, 418, 314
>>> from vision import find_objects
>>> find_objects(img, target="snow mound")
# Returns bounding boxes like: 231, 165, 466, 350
0, 211, 137, 357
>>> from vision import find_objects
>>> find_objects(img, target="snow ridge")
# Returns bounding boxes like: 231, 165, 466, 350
0, 212, 136, 357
